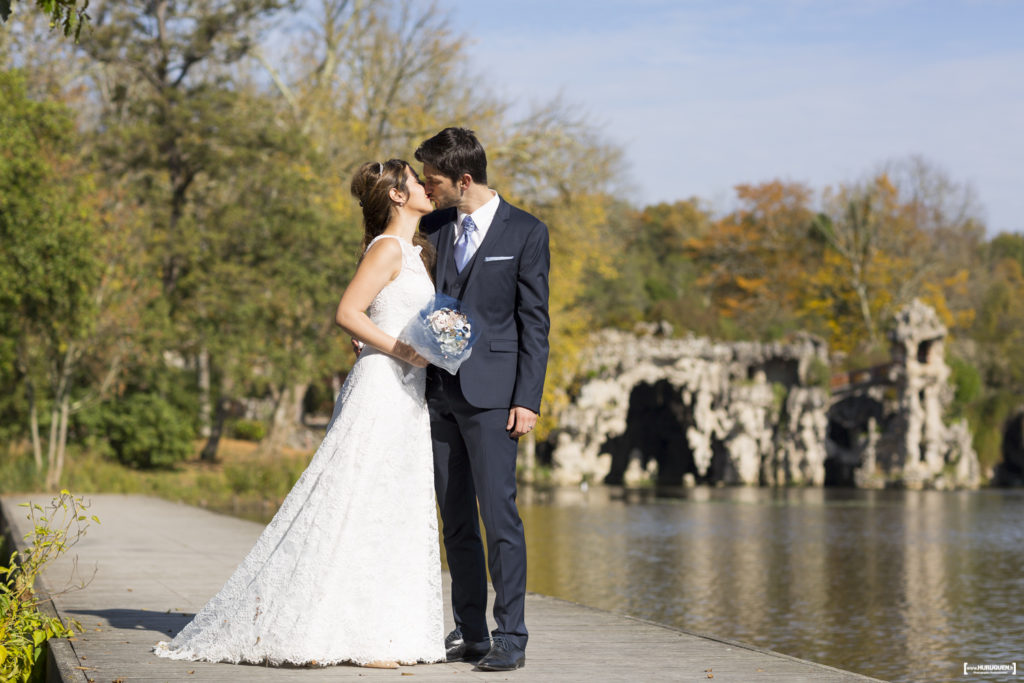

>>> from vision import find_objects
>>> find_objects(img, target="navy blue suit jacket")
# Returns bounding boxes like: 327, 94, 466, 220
420, 198, 550, 414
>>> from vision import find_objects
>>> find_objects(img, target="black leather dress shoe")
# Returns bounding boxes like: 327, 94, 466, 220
476, 635, 525, 672
445, 628, 490, 663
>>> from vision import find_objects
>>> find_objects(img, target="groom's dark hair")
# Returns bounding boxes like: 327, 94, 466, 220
415, 127, 488, 185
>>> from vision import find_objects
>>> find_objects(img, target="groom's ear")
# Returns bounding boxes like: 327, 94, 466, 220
458, 173, 473, 190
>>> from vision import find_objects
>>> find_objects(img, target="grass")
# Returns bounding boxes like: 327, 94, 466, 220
0, 440, 314, 523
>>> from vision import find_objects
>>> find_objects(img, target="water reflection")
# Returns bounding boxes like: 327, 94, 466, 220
516, 487, 1024, 683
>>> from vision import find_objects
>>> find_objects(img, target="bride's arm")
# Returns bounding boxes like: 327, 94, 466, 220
335, 239, 427, 367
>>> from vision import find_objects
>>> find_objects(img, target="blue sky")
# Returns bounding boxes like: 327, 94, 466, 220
444, 0, 1024, 234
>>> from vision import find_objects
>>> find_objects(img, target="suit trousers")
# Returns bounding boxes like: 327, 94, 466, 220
428, 371, 528, 650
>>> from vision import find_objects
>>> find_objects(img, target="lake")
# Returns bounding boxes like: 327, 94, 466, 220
508, 486, 1024, 683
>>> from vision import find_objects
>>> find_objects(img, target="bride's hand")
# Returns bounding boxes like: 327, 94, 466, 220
391, 339, 429, 368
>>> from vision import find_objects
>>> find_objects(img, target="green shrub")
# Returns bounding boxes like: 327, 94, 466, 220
1, 491, 95, 682
967, 390, 1019, 473
771, 382, 789, 412
948, 356, 983, 418
230, 419, 266, 442
224, 457, 306, 500
0, 452, 41, 494
76, 364, 202, 440
805, 357, 832, 389
224, 463, 258, 495
104, 394, 195, 469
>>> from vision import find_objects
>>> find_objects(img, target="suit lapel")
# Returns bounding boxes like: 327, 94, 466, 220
464, 198, 510, 292
432, 210, 457, 292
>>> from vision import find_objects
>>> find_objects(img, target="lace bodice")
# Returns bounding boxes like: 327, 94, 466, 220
364, 234, 434, 338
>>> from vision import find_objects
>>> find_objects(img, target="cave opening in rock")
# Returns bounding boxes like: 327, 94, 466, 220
824, 394, 885, 486
749, 358, 800, 387
599, 379, 696, 485
917, 339, 934, 364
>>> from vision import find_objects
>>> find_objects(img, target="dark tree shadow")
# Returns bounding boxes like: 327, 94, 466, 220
65, 608, 195, 637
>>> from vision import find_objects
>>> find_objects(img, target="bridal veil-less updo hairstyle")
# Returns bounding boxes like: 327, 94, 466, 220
350, 159, 435, 273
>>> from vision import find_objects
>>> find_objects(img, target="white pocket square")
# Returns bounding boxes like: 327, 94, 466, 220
484, 255, 514, 262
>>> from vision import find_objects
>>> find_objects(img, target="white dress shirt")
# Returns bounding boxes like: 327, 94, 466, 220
453, 190, 500, 250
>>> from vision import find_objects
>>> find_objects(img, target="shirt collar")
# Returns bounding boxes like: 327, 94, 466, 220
456, 190, 500, 237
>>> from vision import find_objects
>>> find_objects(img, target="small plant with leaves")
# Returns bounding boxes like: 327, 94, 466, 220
1, 490, 98, 682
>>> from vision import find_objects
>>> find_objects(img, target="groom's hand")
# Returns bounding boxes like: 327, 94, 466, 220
506, 406, 537, 439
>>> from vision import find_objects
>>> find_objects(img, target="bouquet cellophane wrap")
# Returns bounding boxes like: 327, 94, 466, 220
399, 293, 479, 375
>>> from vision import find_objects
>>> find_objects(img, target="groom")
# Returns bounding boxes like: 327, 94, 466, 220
416, 127, 550, 672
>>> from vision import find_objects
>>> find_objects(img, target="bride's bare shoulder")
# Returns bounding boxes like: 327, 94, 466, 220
360, 236, 404, 279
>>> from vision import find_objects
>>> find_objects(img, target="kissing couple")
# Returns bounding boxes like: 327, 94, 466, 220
155, 127, 550, 672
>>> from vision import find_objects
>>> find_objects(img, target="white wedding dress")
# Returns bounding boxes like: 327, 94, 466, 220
155, 235, 444, 667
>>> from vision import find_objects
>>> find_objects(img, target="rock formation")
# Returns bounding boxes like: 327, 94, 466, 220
826, 300, 980, 489
547, 323, 831, 487
546, 301, 981, 489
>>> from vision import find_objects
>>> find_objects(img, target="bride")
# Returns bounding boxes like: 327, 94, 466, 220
154, 159, 444, 669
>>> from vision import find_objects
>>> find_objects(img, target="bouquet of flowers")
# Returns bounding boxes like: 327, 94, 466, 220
399, 294, 479, 375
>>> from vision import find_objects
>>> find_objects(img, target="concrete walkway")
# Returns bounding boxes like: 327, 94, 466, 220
1, 494, 884, 682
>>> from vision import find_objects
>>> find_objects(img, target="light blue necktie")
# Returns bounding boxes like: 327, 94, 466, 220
454, 215, 478, 273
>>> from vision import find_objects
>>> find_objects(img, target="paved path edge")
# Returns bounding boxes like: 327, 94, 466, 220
528, 592, 884, 682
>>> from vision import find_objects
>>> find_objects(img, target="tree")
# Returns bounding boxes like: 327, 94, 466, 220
987, 232, 1024, 270
958, 245, 1024, 470
84, 0, 287, 297
81, 0, 291, 453
631, 200, 713, 330
245, 0, 504, 446
0, 69, 105, 487
803, 159, 981, 355
805, 177, 904, 351
257, 0, 500, 170
184, 101, 345, 454
688, 181, 818, 339
0, 0, 90, 39
883, 156, 982, 332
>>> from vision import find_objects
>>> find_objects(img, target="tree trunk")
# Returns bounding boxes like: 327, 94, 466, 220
200, 397, 229, 462
854, 280, 878, 348
46, 344, 76, 489
16, 349, 44, 471
46, 402, 59, 485
48, 392, 71, 490
197, 346, 212, 438
264, 381, 309, 451
200, 374, 234, 462
26, 379, 43, 470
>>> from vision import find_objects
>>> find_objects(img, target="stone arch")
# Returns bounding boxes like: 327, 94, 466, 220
599, 380, 696, 485
824, 394, 885, 486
